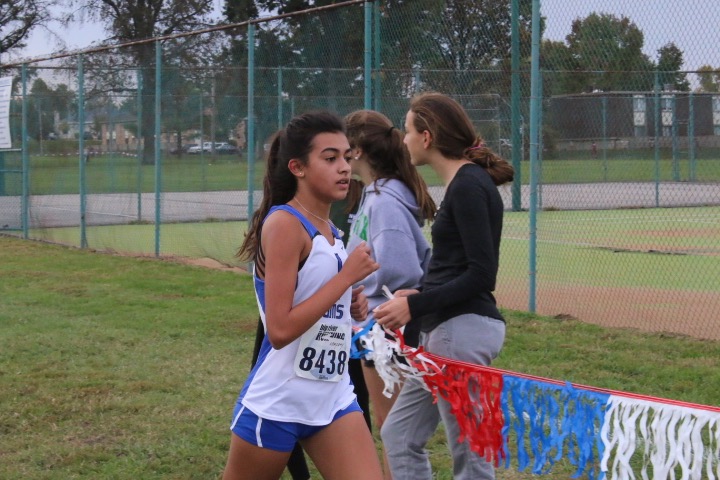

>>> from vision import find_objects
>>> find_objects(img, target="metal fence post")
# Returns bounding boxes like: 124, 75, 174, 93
653, 70, 660, 207
671, 95, 679, 181
372, 0, 381, 112
154, 40, 162, 257
602, 96, 608, 181
199, 92, 204, 163
688, 92, 696, 181
136, 69, 143, 222
528, 0, 541, 313
78, 55, 87, 248
364, 1, 372, 109
277, 67, 283, 130
21, 64, 29, 239
247, 23, 256, 219
510, 0, 522, 212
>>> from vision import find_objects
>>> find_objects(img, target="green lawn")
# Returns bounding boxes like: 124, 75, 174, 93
0, 153, 265, 195
501, 207, 720, 291
1, 152, 719, 195
30, 206, 720, 293
1, 236, 719, 479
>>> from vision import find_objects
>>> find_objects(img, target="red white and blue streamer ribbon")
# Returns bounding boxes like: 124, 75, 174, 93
350, 324, 720, 479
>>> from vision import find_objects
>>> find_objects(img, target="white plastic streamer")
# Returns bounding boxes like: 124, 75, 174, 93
352, 286, 438, 396
357, 322, 445, 397
361, 322, 407, 397
600, 396, 720, 480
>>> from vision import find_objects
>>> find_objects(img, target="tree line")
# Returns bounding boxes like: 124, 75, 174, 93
2, 1, 719, 156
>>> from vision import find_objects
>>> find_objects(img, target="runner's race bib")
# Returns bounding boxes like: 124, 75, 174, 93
294, 319, 350, 382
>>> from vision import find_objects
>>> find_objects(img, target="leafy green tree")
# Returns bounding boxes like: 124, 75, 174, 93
223, 0, 366, 150
224, 0, 259, 19
51, 84, 77, 121
696, 65, 720, 93
28, 79, 54, 140
656, 42, 689, 92
68, 0, 215, 44
563, 12, 654, 93
231, 0, 330, 16
376, 0, 535, 99
541, 39, 579, 96
22, 79, 76, 141
224, 0, 536, 119
220, 0, 539, 153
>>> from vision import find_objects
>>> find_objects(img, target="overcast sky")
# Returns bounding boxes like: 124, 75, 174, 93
11, 0, 720, 72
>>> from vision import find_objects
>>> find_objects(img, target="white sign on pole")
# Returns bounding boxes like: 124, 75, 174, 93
0, 76, 13, 149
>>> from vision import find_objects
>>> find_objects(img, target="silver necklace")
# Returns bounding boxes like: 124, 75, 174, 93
293, 198, 344, 238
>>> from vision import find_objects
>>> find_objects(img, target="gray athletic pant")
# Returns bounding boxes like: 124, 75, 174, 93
380, 314, 506, 480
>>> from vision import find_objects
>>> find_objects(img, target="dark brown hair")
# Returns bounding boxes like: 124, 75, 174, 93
345, 109, 436, 222
236, 111, 345, 261
409, 92, 514, 186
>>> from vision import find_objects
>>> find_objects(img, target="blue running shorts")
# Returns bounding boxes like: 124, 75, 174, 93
230, 400, 362, 452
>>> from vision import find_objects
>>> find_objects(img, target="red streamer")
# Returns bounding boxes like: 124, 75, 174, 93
403, 345, 506, 465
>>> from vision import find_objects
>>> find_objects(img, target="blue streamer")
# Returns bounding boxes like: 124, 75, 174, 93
350, 320, 375, 359
500, 379, 513, 469
502, 376, 610, 479
503, 376, 531, 470
561, 383, 610, 480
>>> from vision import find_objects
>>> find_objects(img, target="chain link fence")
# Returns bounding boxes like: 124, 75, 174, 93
1, 0, 718, 339
533, 1, 720, 340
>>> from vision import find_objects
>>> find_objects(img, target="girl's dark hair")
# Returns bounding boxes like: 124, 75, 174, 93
237, 110, 345, 261
409, 92, 514, 186
345, 109, 436, 222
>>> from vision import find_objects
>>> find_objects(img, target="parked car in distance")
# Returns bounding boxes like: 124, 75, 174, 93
215, 143, 239, 155
171, 143, 198, 154
187, 142, 238, 154
187, 143, 207, 154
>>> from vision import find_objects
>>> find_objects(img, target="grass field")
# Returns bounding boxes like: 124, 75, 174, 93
1, 152, 720, 195
31, 206, 720, 292
19, 203, 720, 341
1, 236, 719, 479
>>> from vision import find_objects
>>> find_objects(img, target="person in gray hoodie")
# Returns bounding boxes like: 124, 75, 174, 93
345, 109, 437, 480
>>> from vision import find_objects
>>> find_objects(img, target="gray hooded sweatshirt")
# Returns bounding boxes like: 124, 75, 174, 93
347, 178, 431, 330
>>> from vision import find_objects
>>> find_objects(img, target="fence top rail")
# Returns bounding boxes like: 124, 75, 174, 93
0, 0, 365, 69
